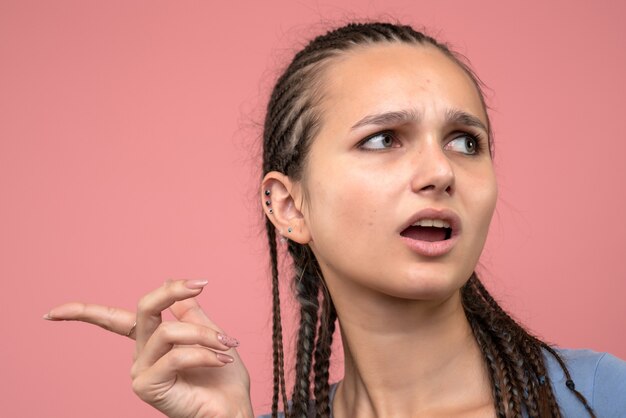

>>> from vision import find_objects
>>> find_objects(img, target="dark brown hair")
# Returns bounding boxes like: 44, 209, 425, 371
262, 21, 595, 418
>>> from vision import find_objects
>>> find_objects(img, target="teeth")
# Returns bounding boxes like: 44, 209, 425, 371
412, 219, 451, 228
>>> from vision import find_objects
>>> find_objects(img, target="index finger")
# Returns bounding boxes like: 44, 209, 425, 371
45, 302, 137, 339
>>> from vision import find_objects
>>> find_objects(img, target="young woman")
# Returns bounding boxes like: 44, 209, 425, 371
46, 22, 626, 418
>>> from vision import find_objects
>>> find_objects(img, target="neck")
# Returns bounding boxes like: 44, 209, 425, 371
329, 283, 492, 417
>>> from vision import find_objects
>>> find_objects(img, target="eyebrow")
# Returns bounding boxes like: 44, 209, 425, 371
444, 108, 488, 132
349, 108, 488, 132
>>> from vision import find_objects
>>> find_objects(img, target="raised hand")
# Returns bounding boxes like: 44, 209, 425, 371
45, 279, 253, 418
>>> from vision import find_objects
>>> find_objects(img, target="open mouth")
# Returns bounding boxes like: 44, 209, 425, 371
400, 224, 453, 242
399, 210, 461, 256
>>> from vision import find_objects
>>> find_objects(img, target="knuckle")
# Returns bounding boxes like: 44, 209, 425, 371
76, 303, 89, 319
190, 323, 208, 341
205, 326, 217, 341
103, 306, 118, 330
136, 295, 150, 313
169, 348, 195, 368
156, 322, 176, 339
168, 349, 186, 368
129, 363, 139, 380
131, 376, 148, 399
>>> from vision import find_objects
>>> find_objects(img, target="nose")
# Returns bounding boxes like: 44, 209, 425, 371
409, 138, 455, 197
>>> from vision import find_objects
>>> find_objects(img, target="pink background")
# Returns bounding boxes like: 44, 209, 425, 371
1, 0, 625, 416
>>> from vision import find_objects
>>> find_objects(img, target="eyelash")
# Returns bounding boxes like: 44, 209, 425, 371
357, 130, 400, 150
357, 130, 486, 156
448, 131, 485, 155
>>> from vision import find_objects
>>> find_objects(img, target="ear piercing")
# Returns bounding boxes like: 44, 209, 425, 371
278, 226, 292, 244
265, 189, 293, 237
264, 190, 274, 215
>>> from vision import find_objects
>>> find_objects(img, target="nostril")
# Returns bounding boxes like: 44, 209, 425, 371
418, 184, 453, 194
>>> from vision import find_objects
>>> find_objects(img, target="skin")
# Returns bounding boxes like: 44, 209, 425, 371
264, 43, 498, 416
47, 42, 498, 418
46, 280, 253, 418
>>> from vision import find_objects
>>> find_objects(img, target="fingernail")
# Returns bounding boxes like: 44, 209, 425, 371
216, 353, 234, 363
217, 333, 240, 348
43, 312, 53, 320
185, 279, 208, 289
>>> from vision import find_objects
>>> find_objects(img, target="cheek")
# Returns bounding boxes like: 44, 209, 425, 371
480, 172, 498, 221
306, 172, 379, 236
303, 164, 394, 267
464, 167, 498, 237
454, 172, 497, 281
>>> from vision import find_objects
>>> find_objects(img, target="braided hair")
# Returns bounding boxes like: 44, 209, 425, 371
261, 21, 595, 418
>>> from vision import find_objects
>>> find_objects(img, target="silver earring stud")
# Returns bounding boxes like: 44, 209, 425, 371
265, 200, 271, 206
264, 190, 271, 196
287, 227, 292, 233
269, 208, 273, 214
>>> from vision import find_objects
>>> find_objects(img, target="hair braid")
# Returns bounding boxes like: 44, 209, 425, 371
267, 223, 289, 417
495, 329, 524, 416
466, 313, 508, 417
464, 299, 517, 416
473, 276, 597, 416
506, 343, 538, 417
463, 273, 600, 417
466, 277, 558, 416
523, 339, 554, 417
313, 285, 337, 418
491, 316, 531, 416
288, 245, 321, 417
464, 276, 546, 417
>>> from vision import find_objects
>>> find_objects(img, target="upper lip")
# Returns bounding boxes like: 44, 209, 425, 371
399, 208, 462, 236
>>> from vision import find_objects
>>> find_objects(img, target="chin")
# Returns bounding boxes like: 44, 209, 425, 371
388, 267, 472, 301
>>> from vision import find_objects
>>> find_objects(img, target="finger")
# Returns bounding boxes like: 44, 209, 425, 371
132, 321, 239, 376
45, 302, 136, 338
132, 346, 233, 399
169, 298, 244, 362
135, 279, 208, 353
170, 297, 222, 331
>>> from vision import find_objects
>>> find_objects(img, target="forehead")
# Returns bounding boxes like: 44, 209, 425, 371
318, 42, 487, 127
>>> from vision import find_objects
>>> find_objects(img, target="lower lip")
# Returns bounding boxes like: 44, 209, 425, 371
400, 234, 459, 257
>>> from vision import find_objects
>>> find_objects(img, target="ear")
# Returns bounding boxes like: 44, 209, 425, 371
261, 171, 312, 244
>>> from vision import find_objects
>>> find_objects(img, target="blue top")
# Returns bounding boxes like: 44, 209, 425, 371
258, 348, 626, 417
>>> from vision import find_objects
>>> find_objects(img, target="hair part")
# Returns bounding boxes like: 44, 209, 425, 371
262, 21, 594, 418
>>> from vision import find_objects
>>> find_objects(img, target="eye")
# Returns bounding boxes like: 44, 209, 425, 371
445, 133, 481, 155
358, 131, 399, 150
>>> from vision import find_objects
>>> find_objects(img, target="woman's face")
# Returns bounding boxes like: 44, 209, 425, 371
298, 43, 497, 301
